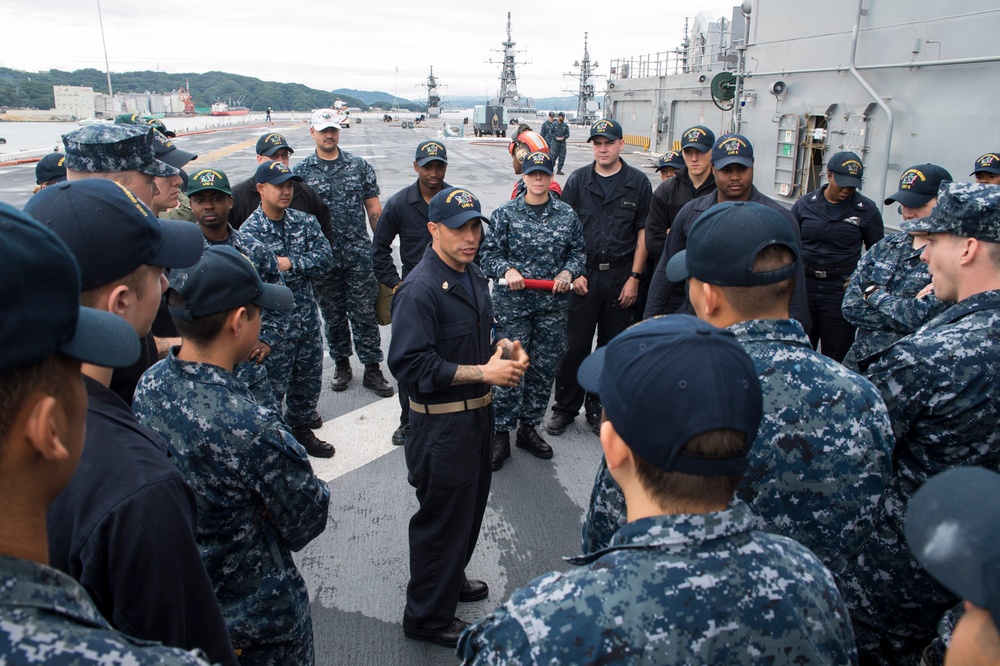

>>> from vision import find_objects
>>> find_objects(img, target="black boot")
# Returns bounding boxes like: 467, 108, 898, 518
330, 358, 352, 392
492, 431, 511, 471
516, 425, 554, 459
291, 427, 335, 458
363, 364, 394, 397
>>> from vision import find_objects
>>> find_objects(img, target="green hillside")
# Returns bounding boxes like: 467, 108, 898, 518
0, 68, 380, 112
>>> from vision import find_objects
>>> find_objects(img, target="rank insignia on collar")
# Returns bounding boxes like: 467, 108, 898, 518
442, 281, 449, 290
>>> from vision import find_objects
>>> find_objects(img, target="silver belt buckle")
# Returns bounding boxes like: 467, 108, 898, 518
598, 262, 610, 270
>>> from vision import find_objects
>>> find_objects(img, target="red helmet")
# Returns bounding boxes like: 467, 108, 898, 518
509, 130, 550, 163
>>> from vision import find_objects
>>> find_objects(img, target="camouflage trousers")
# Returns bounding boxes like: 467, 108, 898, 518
581, 456, 626, 554
314, 265, 383, 365
264, 331, 323, 428
236, 358, 280, 415
234, 617, 314, 666
551, 141, 567, 171
839, 504, 959, 665
492, 305, 567, 431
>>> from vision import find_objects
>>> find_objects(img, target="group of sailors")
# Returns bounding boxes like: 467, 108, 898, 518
2, 108, 999, 666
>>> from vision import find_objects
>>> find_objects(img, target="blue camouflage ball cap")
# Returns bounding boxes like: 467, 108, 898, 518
827, 151, 864, 189
167, 245, 293, 320
654, 151, 684, 172
906, 467, 1000, 629
712, 133, 754, 169
901, 181, 1000, 242
680, 125, 716, 153
578, 315, 762, 476
521, 151, 553, 176
666, 201, 799, 286
587, 118, 623, 142
429, 187, 490, 229
24, 179, 204, 290
0, 202, 139, 372
254, 160, 301, 186
35, 152, 67, 185
62, 124, 180, 178
884, 163, 952, 207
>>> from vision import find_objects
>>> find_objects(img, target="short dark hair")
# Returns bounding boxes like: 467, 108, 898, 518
0, 355, 74, 444
719, 244, 796, 316
167, 290, 259, 345
984, 240, 1000, 271
633, 429, 746, 509
81, 264, 156, 308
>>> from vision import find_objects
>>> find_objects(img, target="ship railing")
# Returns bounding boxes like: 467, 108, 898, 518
609, 39, 742, 80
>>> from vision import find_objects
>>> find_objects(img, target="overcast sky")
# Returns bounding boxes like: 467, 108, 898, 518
2, 0, 739, 101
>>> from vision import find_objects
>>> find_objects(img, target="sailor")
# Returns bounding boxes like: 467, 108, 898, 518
540, 110, 555, 146
481, 152, 585, 470
459, 315, 858, 665
0, 202, 212, 665
791, 151, 884, 362
549, 112, 570, 174
972, 151, 1000, 185
61, 123, 177, 210
228, 132, 335, 246
149, 131, 197, 218
241, 161, 336, 458
660, 201, 892, 576
23, 181, 239, 665
33, 151, 66, 193
507, 125, 561, 199
389, 187, 529, 649
584, 201, 893, 559
645, 133, 811, 334
133, 246, 330, 666
841, 164, 952, 371
840, 183, 1000, 665
372, 140, 450, 446
546, 119, 651, 438
642, 125, 716, 271
294, 109, 395, 398
642, 125, 718, 318
905, 467, 1000, 666
651, 149, 684, 182
187, 167, 287, 411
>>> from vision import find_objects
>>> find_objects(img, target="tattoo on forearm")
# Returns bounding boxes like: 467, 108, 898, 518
454, 365, 485, 384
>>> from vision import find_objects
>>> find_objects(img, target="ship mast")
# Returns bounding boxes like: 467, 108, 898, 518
416, 66, 445, 117
565, 32, 600, 125
489, 12, 529, 108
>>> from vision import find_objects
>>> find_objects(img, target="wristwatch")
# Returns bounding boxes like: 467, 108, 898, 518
863, 284, 880, 300
630, 271, 642, 280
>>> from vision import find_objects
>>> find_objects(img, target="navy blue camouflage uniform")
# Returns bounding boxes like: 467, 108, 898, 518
481, 194, 585, 431
48, 376, 238, 666
841, 290, 1000, 664
460, 502, 859, 665
388, 245, 500, 636
202, 225, 288, 412
841, 231, 948, 372
549, 120, 570, 173
241, 206, 333, 428
134, 351, 331, 666
294, 150, 384, 365
581, 318, 894, 569
792, 185, 884, 361
0, 555, 212, 665
551, 158, 651, 422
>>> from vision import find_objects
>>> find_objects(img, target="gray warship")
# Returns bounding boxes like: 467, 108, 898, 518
604, 0, 1000, 223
